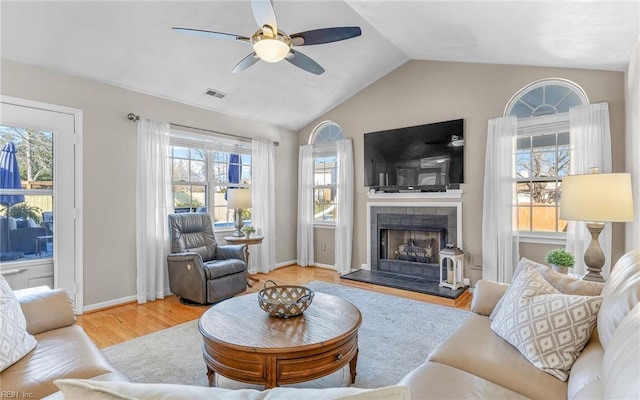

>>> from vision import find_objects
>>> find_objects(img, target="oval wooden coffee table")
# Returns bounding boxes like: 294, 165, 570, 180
199, 291, 362, 389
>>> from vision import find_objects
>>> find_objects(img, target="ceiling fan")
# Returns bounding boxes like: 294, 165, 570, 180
172, 0, 361, 75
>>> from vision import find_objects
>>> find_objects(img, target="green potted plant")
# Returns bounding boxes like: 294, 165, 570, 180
241, 225, 256, 238
545, 248, 575, 274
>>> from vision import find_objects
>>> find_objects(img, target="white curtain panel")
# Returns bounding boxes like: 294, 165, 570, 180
567, 103, 613, 278
297, 145, 314, 267
335, 139, 354, 275
136, 119, 171, 303
482, 116, 520, 283
250, 139, 276, 274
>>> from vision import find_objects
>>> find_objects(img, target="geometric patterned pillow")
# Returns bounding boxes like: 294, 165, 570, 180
0, 275, 37, 372
491, 268, 602, 381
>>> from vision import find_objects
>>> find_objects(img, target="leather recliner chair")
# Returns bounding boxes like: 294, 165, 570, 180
167, 213, 247, 304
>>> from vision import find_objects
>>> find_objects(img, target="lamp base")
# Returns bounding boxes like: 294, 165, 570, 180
232, 208, 246, 238
582, 222, 606, 283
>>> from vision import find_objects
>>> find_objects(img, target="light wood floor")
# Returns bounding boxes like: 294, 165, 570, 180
77, 265, 471, 349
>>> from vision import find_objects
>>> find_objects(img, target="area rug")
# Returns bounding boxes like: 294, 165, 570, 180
103, 281, 470, 389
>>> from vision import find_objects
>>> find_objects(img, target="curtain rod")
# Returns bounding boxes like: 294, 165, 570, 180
127, 113, 279, 146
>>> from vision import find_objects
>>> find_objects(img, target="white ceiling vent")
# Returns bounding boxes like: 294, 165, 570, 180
204, 88, 227, 99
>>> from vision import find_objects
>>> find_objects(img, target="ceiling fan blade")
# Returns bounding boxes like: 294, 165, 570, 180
290, 27, 361, 46
285, 50, 325, 75
172, 27, 250, 43
232, 52, 260, 73
251, 0, 278, 32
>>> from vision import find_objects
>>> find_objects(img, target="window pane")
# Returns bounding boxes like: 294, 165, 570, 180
531, 206, 557, 232
172, 146, 189, 158
314, 188, 336, 222
516, 183, 532, 205
191, 160, 206, 182
172, 159, 188, 181
517, 206, 531, 231
1, 126, 54, 261
191, 149, 205, 160
172, 185, 205, 209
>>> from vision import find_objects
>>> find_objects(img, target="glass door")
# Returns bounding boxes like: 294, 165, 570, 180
0, 97, 81, 310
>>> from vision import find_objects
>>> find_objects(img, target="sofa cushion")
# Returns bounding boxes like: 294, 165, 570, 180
470, 279, 509, 316
491, 257, 604, 320
491, 268, 601, 381
602, 302, 640, 399
54, 379, 411, 400
567, 331, 604, 400
597, 249, 640, 349
398, 361, 529, 400
0, 275, 37, 372
0, 325, 121, 400
428, 314, 567, 400
16, 286, 76, 335
203, 259, 246, 279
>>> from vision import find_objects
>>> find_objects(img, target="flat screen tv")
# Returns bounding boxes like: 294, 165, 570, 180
364, 119, 464, 191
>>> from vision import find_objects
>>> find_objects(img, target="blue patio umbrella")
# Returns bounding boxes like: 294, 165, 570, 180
225, 153, 242, 200
0, 142, 25, 256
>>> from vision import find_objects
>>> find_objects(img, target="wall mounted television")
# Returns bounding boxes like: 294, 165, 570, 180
364, 119, 464, 191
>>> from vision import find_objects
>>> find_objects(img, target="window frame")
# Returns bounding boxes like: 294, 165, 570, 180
309, 121, 344, 227
168, 130, 252, 233
504, 79, 588, 240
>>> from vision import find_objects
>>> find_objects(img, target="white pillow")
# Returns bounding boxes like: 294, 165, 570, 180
54, 379, 410, 400
491, 268, 602, 381
0, 275, 37, 371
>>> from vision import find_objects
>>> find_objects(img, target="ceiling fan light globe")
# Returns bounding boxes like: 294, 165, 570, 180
253, 38, 290, 62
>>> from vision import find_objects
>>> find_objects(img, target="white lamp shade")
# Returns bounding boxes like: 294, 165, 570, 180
227, 188, 252, 209
560, 173, 634, 222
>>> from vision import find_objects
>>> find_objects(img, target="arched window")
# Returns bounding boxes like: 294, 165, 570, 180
309, 121, 344, 145
505, 79, 588, 238
309, 121, 344, 223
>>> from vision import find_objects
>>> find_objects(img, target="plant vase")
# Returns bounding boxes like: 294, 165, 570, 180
551, 264, 569, 274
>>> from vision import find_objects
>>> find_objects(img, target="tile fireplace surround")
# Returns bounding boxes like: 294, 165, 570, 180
341, 201, 466, 299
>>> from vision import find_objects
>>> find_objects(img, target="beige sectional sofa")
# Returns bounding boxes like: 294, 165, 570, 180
0, 286, 127, 400
399, 250, 640, 399
2, 250, 639, 399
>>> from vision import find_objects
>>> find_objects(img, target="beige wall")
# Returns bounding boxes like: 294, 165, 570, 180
1, 59, 298, 308
298, 60, 627, 282
626, 34, 640, 251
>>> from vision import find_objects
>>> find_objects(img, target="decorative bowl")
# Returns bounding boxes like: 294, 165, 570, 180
257, 280, 314, 318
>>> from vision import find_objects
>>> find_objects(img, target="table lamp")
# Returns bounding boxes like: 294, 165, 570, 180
227, 188, 252, 237
560, 171, 634, 282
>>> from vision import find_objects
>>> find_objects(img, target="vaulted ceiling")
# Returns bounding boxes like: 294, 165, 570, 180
2, 1, 638, 131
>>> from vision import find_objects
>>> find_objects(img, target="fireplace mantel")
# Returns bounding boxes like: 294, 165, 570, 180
367, 189, 463, 200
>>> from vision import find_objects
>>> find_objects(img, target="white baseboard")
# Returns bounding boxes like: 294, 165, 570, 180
313, 262, 336, 270
83, 294, 137, 313
276, 260, 297, 268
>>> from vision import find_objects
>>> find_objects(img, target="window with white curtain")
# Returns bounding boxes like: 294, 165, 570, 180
169, 129, 252, 231
505, 79, 588, 239
309, 121, 344, 225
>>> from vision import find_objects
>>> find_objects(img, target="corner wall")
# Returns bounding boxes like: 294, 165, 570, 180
1, 59, 298, 308
298, 60, 626, 283
625, 34, 640, 251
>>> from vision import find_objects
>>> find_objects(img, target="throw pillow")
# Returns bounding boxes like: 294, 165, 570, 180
0, 275, 37, 372
490, 257, 604, 320
490, 268, 602, 381
513, 257, 604, 296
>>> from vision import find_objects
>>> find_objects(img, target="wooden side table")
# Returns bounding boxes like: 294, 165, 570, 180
224, 235, 264, 287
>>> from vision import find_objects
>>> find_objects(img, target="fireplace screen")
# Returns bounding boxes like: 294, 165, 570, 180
380, 229, 443, 265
